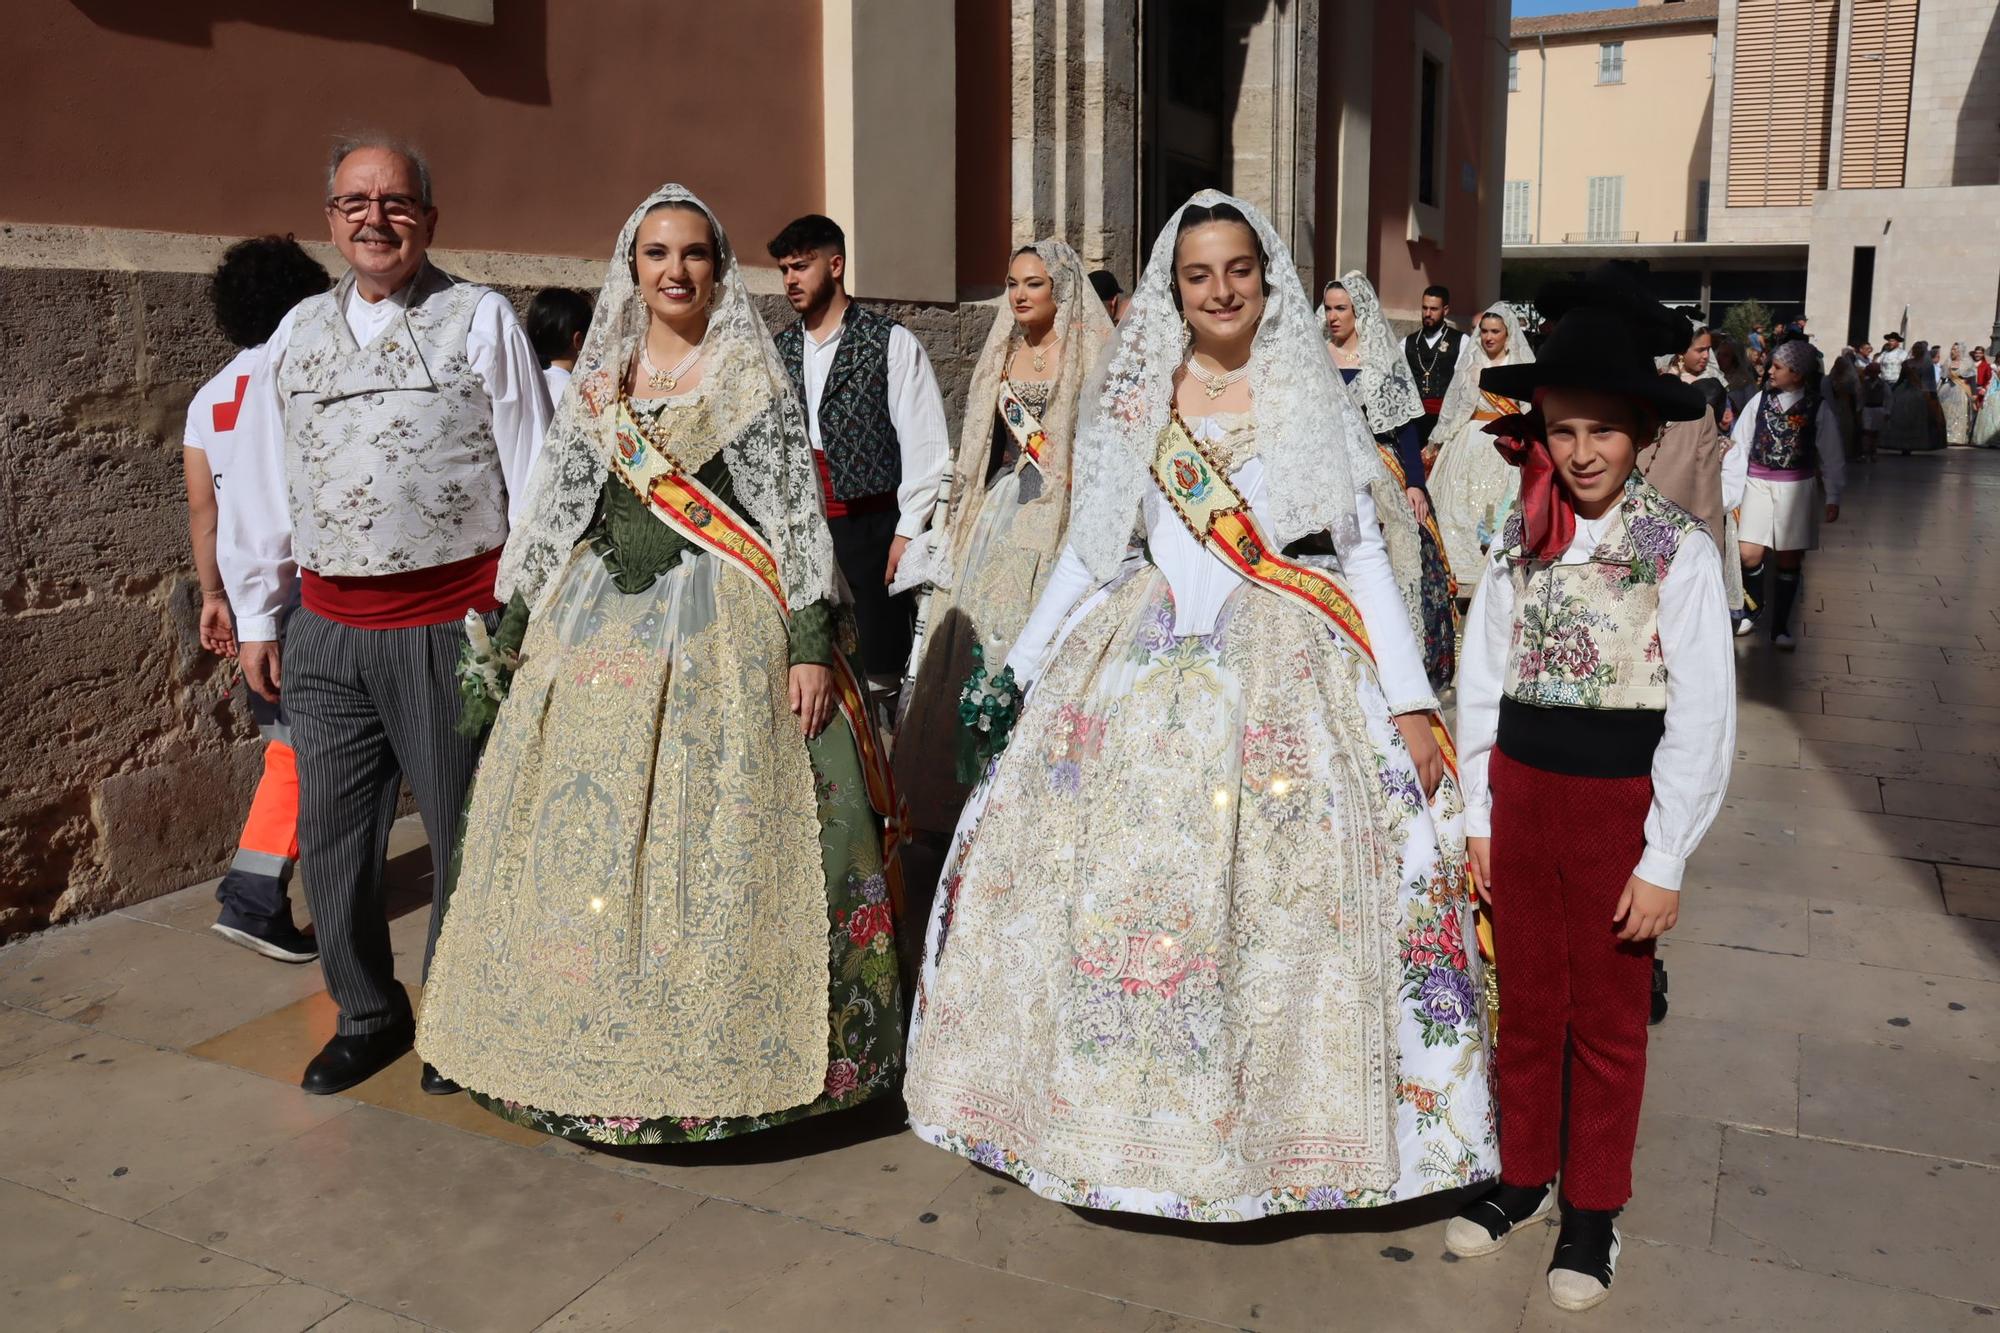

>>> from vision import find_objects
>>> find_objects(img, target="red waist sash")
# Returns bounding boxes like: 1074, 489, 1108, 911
302, 546, 502, 629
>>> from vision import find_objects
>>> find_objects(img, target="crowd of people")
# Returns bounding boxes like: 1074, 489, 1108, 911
180, 132, 1919, 1315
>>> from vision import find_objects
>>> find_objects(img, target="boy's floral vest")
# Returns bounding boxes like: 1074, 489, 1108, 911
1499, 474, 1704, 711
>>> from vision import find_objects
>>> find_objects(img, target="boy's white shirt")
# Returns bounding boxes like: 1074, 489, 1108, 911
1456, 504, 1736, 891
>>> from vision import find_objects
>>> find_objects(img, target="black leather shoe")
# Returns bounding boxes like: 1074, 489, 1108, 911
420, 1062, 461, 1096
300, 1025, 413, 1095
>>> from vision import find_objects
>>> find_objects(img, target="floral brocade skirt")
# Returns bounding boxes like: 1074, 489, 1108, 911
903, 566, 1497, 1221
416, 545, 903, 1146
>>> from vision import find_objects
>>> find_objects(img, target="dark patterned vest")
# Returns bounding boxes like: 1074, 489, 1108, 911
1404, 326, 1464, 403
776, 303, 903, 501
1750, 389, 1821, 473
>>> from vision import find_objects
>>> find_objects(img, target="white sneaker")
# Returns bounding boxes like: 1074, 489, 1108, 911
1444, 1181, 1555, 1258
1547, 1213, 1621, 1313
1733, 617, 1755, 638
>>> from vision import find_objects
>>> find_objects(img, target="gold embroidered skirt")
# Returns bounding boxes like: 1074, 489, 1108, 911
418, 545, 903, 1140
904, 568, 1496, 1220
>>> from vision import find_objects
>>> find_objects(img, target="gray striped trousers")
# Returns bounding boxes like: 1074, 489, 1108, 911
285, 608, 485, 1036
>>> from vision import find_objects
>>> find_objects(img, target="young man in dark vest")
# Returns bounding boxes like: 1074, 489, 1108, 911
1405, 284, 1466, 447
769, 215, 950, 685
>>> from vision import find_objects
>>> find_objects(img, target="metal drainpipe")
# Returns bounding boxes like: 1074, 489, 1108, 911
1536, 33, 1548, 244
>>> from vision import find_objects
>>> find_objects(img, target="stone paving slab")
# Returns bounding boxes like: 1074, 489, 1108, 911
143, 1104, 703, 1333
1713, 1128, 2000, 1307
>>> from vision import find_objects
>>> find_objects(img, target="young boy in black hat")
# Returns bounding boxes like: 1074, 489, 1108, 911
1440, 295, 1736, 1312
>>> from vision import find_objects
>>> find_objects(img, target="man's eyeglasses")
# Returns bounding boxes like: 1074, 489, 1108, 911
326, 193, 427, 224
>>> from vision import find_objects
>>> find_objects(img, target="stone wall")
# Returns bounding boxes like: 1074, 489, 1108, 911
0, 229, 993, 942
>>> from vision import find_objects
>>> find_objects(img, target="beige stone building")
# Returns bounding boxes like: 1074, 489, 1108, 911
1707, 0, 2000, 350
1505, 0, 1720, 247
1505, 0, 2000, 352
0, 0, 1510, 936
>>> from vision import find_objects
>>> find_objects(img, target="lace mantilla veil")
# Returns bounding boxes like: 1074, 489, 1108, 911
897, 237, 1115, 595
1332, 270, 1427, 436
1067, 190, 1375, 583
495, 183, 835, 613
1431, 301, 1536, 445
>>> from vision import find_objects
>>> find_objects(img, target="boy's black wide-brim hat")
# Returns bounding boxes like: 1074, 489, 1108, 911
1482, 305, 1707, 421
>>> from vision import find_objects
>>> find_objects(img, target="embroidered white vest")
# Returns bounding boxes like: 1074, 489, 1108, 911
1500, 476, 1702, 712
278, 266, 506, 575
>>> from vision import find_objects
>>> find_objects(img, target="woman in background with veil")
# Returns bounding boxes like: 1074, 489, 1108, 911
416, 185, 904, 1145
900, 191, 1495, 1222
1325, 271, 1461, 692
1427, 303, 1536, 586
892, 240, 1113, 841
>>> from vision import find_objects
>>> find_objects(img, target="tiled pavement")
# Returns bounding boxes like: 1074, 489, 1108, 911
2, 450, 1996, 1331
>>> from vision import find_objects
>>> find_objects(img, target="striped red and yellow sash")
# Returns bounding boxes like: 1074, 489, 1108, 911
1152, 413, 1376, 663
1471, 388, 1524, 422
997, 378, 1051, 472
611, 399, 909, 877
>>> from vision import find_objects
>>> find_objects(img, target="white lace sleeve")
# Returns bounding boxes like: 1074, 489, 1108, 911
1002, 544, 1099, 684
1337, 486, 1440, 716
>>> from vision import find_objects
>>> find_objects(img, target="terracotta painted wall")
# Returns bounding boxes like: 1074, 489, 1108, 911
1366, 0, 1502, 321
955, 0, 1013, 295
0, 0, 823, 263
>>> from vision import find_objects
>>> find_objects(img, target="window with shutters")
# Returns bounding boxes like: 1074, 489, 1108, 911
1508, 49, 1519, 92
1839, 0, 1918, 189
1503, 180, 1531, 242
1587, 176, 1624, 241
1727, 0, 1838, 207
1598, 42, 1624, 84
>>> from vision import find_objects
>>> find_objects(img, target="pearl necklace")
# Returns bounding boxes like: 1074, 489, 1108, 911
1184, 355, 1249, 400
641, 339, 702, 393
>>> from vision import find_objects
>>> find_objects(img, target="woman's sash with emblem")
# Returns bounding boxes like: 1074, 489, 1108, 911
1150, 415, 1493, 972
996, 378, 1051, 474
1151, 413, 1376, 661
608, 397, 909, 876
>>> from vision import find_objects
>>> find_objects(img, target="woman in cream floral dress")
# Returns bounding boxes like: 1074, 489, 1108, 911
901, 192, 1496, 1221
893, 239, 1113, 838
416, 186, 902, 1146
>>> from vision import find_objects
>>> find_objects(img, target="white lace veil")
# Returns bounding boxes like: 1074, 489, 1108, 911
495, 183, 835, 613
943, 237, 1114, 556
1432, 302, 1534, 444
1331, 271, 1427, 437
1068, 190, 1372, 582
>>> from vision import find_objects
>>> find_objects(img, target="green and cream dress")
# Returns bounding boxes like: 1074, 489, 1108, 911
418, 393, 904, 1145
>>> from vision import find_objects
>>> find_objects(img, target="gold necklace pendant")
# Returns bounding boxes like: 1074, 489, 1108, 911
648, 368, 676, 392
1032, 349, 1047, 374
1203, 379, 1227, 400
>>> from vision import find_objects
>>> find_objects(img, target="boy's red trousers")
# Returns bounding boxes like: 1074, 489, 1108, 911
1489, 749, 1656, 1211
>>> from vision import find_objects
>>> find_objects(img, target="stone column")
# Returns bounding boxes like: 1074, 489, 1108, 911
1010, 0, 1140, 276
823, 0, 957, 301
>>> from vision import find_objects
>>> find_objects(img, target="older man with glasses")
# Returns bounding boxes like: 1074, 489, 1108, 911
219, 135, 551, 1096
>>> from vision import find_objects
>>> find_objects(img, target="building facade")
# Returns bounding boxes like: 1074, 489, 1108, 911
0, 0, 1508, 936
1708, 0, 2000, 351
1504, 0, 2000, 353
